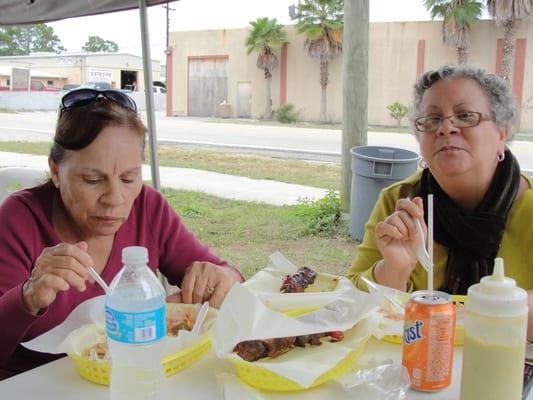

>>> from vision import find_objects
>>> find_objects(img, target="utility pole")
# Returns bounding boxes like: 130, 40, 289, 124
341, 0, 369, 212
163, 2, 175, 50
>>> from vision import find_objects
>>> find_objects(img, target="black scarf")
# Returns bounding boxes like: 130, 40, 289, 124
418, 149, 521, 294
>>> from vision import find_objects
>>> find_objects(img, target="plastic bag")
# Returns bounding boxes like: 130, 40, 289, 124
335, 362, 411, 400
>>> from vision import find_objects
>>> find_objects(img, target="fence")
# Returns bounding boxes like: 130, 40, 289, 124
0, 91, 165, 111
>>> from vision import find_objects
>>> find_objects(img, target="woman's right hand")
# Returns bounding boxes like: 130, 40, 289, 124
374, 197, 425, 277
22, 242, 93, 314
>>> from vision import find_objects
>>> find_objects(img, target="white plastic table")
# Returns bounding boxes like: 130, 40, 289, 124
3, 338, 513, 400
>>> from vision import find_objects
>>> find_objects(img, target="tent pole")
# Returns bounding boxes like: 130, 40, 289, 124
139, 0, 161, 190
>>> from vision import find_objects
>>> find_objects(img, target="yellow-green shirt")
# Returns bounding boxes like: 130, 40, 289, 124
347, 172, 533, 292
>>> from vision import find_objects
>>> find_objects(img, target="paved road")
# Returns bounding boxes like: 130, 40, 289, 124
1, 111, 532, 171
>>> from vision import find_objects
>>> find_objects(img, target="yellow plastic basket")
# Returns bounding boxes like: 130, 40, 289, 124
69, 334, 211, 386
68, 303, 216, 386
381, 294, 466, 346
230, 336, 369, 392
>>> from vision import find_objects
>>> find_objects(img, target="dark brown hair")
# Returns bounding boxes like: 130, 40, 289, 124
50, 99, 147, 164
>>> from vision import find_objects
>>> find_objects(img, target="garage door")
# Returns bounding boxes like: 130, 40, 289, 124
188, 57, 228, 117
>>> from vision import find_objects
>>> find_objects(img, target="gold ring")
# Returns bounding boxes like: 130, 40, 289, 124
205, 286, 215, 295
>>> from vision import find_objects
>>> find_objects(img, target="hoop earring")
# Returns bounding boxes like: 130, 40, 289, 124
419, 159, 428, 169
497, 153, 505, 162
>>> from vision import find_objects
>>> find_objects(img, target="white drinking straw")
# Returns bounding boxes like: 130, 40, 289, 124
428, 194, 434, 297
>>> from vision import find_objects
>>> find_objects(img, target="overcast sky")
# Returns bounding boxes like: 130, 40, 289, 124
47, 0, 487, 63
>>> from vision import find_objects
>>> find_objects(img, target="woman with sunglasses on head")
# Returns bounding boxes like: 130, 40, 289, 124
0, 89, 243, 379
347, 65, 533, 329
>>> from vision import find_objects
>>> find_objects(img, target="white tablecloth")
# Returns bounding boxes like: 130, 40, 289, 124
1, 338, 504, 400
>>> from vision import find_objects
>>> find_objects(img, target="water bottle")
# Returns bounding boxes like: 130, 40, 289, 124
105, 246, 167, 400
460, 257, 528, 400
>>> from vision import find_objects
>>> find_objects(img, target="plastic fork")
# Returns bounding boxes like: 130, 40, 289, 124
415, 219, 432, 272
360, 276, 404, 315
87, 266, 109, 294
191, 301, 209, 337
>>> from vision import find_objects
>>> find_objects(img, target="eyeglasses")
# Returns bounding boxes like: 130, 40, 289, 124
60, 88, 137, 115
414, 111, 493, 133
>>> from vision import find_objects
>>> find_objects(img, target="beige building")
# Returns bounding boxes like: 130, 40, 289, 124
0, 52, 161, 91
167, 20, 533, 131
0, 65, 65, 89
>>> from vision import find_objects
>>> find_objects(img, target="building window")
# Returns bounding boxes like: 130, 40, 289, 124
47, 80, 53, 86
7, 79, 10, 85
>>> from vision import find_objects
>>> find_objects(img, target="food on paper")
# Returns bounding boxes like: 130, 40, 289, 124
166, 312, 195, 336
243, 253, 354, 312
82, 341, 109, 361
280, 266, 318, 293
233, 331, 344, 362
81, 309, 198, 362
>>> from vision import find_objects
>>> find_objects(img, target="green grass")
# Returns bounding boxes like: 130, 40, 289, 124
0, 140, 357, 278
0, 141, 342, 190
162, 188, 356, 278
0, 140, 355, 277
152, 146, 340, 190
0, 141, 51, 155
0, 108, 16, 114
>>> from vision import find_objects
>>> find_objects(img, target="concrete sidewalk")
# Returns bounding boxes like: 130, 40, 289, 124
0, 152, 329, 206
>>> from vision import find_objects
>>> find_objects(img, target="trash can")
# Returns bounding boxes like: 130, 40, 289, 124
218, 101, 231, 118
349, 146, 419, 241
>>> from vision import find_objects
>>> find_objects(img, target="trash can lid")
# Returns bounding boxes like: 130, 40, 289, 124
350, 146, 419, 163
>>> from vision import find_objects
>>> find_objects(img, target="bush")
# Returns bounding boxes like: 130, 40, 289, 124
295, 190, 341, 236
387, 101, 409, 127
274, 103, 299, 123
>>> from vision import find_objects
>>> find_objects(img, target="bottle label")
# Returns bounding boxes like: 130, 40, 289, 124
105, 305, 166, 344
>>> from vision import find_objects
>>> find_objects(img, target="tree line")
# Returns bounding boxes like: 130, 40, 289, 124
0, 25, 119, 56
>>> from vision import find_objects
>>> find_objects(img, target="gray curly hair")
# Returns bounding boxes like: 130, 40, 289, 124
409, 65, 517, 138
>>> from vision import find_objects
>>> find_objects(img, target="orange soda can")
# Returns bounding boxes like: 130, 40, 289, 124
402, 290, 456, 391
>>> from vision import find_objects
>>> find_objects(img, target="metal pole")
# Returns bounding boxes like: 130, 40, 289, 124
139, 0, 161, 190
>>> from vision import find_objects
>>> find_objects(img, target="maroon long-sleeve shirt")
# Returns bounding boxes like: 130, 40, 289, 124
0, 183, 240, 379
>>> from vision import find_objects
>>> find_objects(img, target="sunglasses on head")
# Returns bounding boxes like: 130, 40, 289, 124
60, 88, 137, 115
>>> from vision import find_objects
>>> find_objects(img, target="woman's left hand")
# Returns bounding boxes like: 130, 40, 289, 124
178, 262, 241, 308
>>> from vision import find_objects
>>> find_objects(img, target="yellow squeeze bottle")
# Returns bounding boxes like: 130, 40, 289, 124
460, 258, 528, 400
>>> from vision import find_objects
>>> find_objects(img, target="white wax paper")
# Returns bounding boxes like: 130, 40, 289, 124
212, 283, 383, 388
21, 295, 106, 354
367, 282, 465, 339
21, 296, 215, 358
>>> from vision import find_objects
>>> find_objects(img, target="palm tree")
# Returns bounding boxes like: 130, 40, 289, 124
424, 0, 483, 64
295, 0, 343, 123
245, 17, 287, 120
486, 0, 533, 81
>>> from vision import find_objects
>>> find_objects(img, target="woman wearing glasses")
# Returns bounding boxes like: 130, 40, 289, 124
0, 89, 243, 378
347, 65, 533, 305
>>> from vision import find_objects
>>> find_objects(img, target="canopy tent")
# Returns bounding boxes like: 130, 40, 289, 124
0, 0, 173, 190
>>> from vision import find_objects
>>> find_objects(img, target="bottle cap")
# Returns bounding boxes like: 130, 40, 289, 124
122, 246, 149, 265
466, 258, 528, 317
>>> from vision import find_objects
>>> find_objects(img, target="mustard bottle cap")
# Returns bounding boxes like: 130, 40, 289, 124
466, 258, 527, 318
